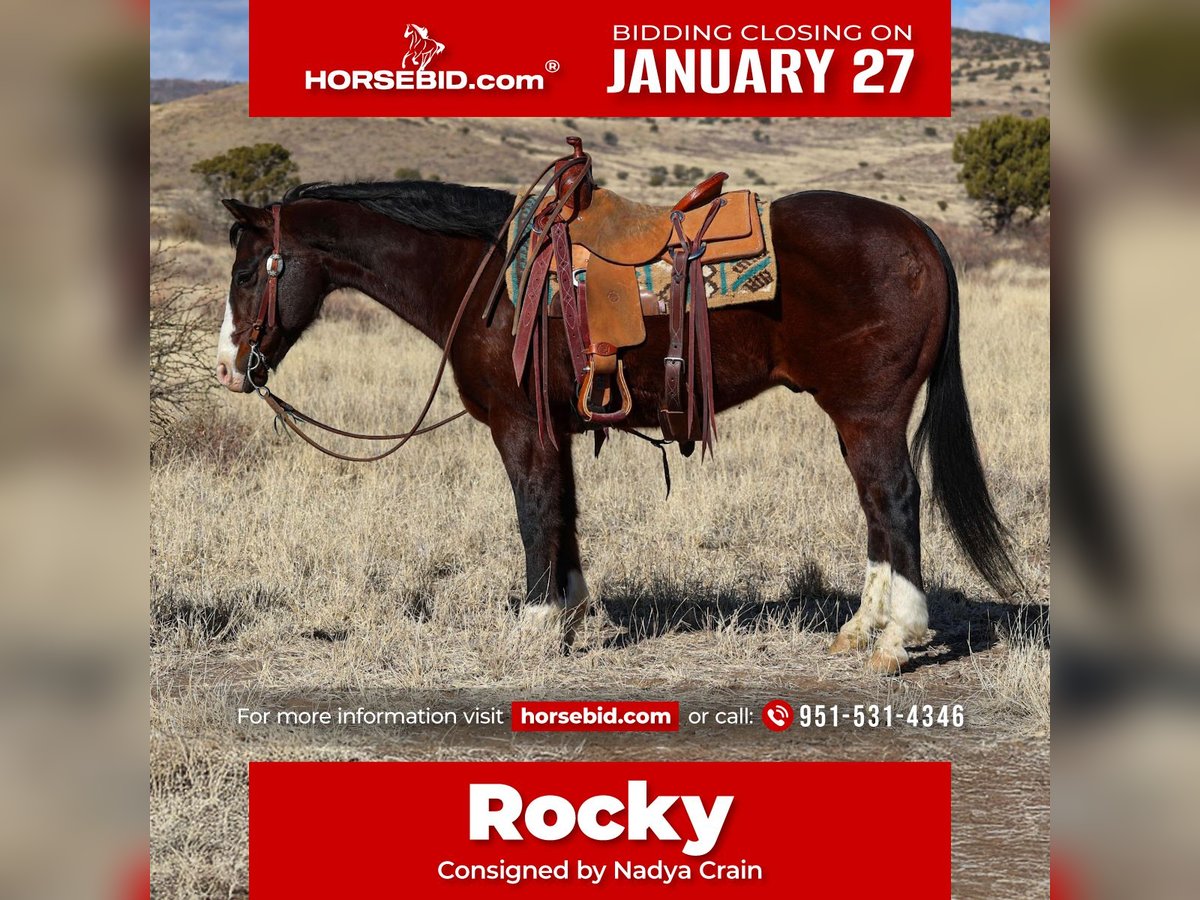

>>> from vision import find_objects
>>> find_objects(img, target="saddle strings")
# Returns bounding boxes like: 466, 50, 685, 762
503, 157, 596, 450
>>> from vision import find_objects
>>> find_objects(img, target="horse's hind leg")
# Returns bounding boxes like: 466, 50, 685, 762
865, 437, 928, 674
828, 423, 929, 673
490, 417, 588, 650
828, 426, 897, 654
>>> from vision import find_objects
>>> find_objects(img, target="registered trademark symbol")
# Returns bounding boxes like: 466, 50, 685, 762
545, 60, 560, 73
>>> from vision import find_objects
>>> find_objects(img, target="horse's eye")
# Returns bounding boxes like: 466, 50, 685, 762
235, 270, 253, 286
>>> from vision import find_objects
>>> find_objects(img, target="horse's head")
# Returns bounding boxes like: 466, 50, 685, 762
404, 23, 425, 39
216, 199, 328, 392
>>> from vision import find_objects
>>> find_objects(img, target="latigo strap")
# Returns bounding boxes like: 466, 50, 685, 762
658, 198, 724, 456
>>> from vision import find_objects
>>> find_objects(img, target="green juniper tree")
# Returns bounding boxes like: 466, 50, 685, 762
953, 115, 1050, 232
192, 143, 300, 207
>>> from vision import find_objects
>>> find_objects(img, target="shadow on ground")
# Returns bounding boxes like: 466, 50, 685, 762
595, 559, 1048, 667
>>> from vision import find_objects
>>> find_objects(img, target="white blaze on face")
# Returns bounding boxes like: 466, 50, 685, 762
215, 292, 246, 391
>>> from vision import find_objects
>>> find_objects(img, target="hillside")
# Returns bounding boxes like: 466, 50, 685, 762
150, 29, 1050, 239
951, 27, 1049, 60
150, 79, 237, 105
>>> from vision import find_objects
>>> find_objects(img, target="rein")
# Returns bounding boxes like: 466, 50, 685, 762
244, 154, 590, 462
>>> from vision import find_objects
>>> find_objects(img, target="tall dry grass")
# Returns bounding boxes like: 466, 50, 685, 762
152, 262, 1048, 677
151, 254, 1049, 899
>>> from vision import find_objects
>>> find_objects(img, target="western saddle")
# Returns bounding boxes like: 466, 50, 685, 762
506, 137, 766, 456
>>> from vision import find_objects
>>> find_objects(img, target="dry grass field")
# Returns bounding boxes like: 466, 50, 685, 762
150, 28, 1050, 899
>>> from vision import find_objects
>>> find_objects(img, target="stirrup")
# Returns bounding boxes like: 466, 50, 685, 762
577, 360, 633, 425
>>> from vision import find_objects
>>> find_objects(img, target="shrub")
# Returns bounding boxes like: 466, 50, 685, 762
168, 209, 205, 241
937, 199, 949, 212
934, 218, 1050, 272
191, 143, 300, 206
953, 114, 1050, 231
394, 166, 422, 180
150, 243, 217, 443
603, 131, 619, 146
648, 165, 667, 187
923, 125, 938, 137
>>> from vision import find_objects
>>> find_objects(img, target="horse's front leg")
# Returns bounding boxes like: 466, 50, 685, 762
490, 416, 588, 650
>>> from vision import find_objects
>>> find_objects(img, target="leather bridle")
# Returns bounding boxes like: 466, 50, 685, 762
237, 202, 469, 461
239, 154, 588, 462
244, 204, 283, 390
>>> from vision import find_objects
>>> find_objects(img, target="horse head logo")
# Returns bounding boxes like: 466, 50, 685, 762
402, 23, 446, 72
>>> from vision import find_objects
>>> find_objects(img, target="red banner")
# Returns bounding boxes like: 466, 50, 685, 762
249, 1, 950, 117
511, 701, 679, 732
250, 761, 950, 897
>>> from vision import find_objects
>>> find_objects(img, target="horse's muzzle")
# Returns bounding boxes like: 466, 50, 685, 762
216, 361, 253, 393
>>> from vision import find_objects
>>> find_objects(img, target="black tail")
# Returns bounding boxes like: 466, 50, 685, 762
911, 223, 1022, 596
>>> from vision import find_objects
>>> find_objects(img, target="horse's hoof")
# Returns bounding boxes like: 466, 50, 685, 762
866, 647, 907, 675
828, 630, 869, 654
560, 626, 578, 655
517, 603, 561, 632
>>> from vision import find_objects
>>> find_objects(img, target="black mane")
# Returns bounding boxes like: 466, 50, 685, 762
282, 180, 515, 242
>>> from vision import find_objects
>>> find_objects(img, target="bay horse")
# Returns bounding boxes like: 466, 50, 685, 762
215, 180, 1020, 673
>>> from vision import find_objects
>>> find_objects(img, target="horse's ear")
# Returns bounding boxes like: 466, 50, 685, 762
221, 199, 271, 228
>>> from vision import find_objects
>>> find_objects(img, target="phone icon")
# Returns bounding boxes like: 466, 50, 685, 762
761, 700, 793, 732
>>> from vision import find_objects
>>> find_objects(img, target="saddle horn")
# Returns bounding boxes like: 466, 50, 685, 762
553, 136, 594, 217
